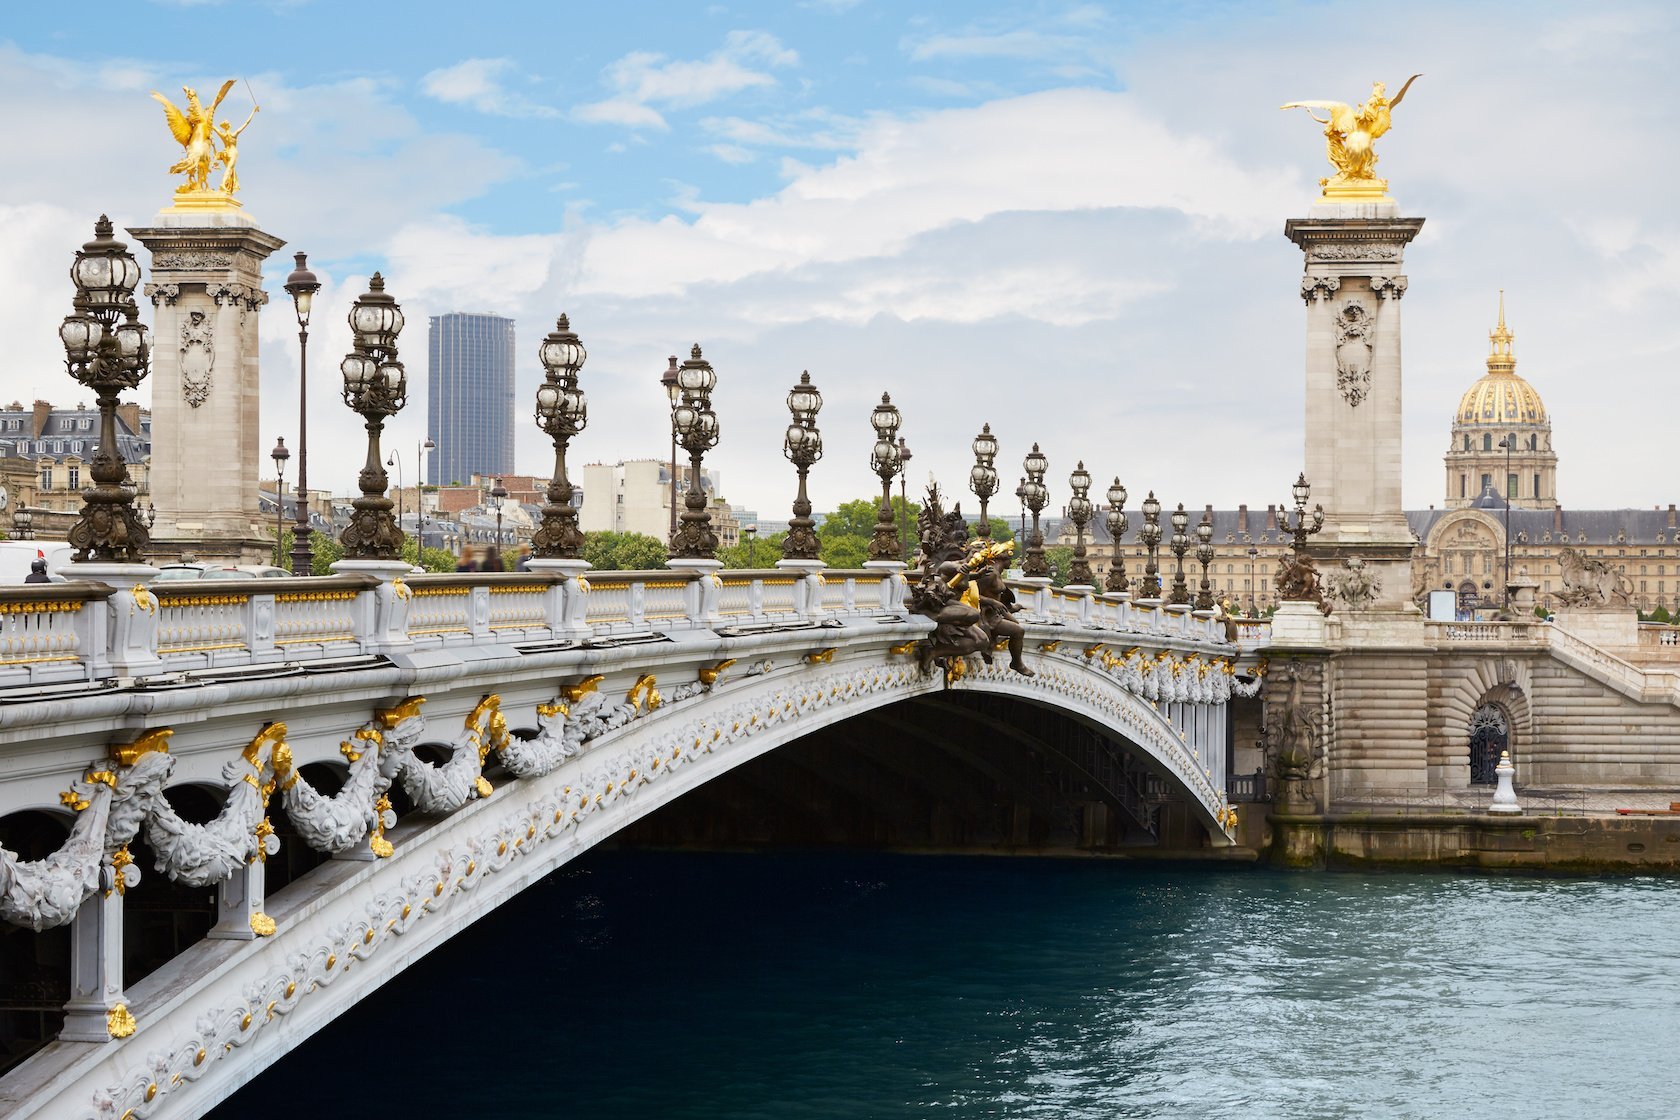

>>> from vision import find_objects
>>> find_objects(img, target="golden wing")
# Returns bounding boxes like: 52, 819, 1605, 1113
150, 91, 192, 147
207, 78, 237, 117
1281, 99, 1355, 130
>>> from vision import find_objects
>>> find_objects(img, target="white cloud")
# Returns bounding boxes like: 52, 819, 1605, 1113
573, 30, 799, 131
421, 57, 559, 118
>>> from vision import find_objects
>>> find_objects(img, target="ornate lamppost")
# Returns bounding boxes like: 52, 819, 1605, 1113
1280, 472, 1325, 553
1195, 510, 1216, 610
896, 435, 914, 562
11, 506, 33, 541
1015, 477, 1027, 540
867, 393, 903, 563
1167, 503, 1192, 605
270, 437, 289, 567
1021, 443, 1049, 579
416, 436, 436, 555
1104, 478, 1129, 594
669, 344, 720, 560
1246, 543, 1259, 613
284, 252, 321, 575
386, 450, 404, 535
337, 273, 407, 560
660, 355, 681, 538
532, 314, 588, 559
1276, 472, 1326, 604
1066, 461, 1094, 587
782, 371, 823, 561
970, 423, 998, 539
59, 216, 150, 565
490, 477, 508, 557
1138, 491, 1163, 599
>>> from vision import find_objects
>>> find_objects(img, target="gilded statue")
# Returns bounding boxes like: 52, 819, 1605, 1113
1282, 75, 1420, 199
150, 79, 256, 201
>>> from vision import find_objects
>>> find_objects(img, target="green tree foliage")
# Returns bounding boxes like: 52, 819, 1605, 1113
582, 530, 668, 572
719, 531, 786, 569
400, 537, 459, 573
1043, 545, 1075, 587
1651, 605, 1673, 624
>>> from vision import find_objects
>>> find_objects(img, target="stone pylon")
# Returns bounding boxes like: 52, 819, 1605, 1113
1285, 201, 1422, 610
130, 210, 284, 563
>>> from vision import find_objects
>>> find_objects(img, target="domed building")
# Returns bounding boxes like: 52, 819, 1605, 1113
1443, 295, 1557, 510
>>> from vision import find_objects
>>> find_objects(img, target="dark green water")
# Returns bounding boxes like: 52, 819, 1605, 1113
218, 852, 1680, 1119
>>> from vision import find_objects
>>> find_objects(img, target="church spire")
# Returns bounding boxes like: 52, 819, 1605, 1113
1487, 290, 1516, 375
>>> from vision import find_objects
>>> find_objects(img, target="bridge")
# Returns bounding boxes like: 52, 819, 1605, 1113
0, 563, 1257, 1118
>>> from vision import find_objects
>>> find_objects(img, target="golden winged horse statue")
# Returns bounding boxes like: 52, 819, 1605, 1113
151, 80, 237, 195
1282, 75, 1421, 194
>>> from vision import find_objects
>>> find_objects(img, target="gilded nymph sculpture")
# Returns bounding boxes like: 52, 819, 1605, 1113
150, 79, 256, 205
1282, 75, 1421, 200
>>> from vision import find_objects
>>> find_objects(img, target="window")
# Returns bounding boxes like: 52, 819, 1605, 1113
1481, 473, 1492, 492
1483, 433, 1493, 451
67, 466, 79, 489
1463, 434, 1471, 451
1460, 474, 1467, 498
1507, 473, 1517, 499
1529, 434, 1537, 450
1533, 473, 1540, 497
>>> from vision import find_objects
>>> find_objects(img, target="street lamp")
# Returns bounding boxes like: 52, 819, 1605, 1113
1021, 443, 1049, 578
59, 216, 150, 564
1104, 478, 1129, 593
283, 251, 321, 575
867, 393, 903, 562
416, 436, 435, 556
1066, 461, 1094, 586
782, 371, 823, 561
1168, 502, 1191, 605
271, 437, 289, 567
1139, 491, 1163, 599
669, 344, 721, 560
1280, 472, 1325, 554
533, 314, 588, 559
1015, 477, 1027, 541
896, 435, 914, 563
1195, 510, 1216, 610
744, 524, 758, 567
1497, 433, 1515, 611
661, 355, 681, 538
490, 477, 508, 556
11, 506, 33, 541
1246, 544, 1259, 613
337, 273, 407, 560
385, 449, 403, 540
970, 423, 999, 540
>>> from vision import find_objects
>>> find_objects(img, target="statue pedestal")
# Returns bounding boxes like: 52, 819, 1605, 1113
1554, 607, 1638, 651
130, 212, 284, 563
1286, 206, 1425, 611
1270, 600, 1330, 648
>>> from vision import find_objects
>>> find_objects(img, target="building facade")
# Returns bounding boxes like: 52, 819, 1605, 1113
427, 313, 515, 487
578, 459, 722, 542
0, 400, 151, 537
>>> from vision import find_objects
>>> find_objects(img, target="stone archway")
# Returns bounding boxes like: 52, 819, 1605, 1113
1467, 702, 1509, 785
1457, 580, 1479, 618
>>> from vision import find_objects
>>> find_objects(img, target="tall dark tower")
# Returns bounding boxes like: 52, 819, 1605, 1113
427, 312, 515, 486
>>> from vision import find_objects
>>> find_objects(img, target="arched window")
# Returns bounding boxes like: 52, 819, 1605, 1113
1483, 433, 1493, 452
1468, 703, 1509, 785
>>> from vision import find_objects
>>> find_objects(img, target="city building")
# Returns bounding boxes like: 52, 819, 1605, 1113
1075, 301, 1680, 615
0, 399, 151, 537
579, 458, 720, 541
427, 313, 515, 487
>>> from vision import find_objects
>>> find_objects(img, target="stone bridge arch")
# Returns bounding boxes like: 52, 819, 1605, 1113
1428, 654, 1533, 788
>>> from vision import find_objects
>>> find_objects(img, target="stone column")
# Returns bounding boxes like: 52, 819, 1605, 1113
1285, 205, 1423, 608
130, 211, 284, 564
60, 869, 128, 1042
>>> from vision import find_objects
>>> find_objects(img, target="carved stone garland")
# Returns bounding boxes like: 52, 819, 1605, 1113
1334, 299, 1375, 407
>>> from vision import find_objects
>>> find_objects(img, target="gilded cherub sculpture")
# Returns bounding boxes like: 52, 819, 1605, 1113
151, 80, 237, 195
1282, 75, 1420, 199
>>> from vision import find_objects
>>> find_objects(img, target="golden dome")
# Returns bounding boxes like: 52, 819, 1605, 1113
1455, 293, 1547, 426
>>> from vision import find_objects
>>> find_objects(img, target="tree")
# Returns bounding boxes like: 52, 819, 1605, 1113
582, 530, 668, 572
1044, 545, 1075, 587
819, 534, 869, 569
719, 531, 786, 569
400, 538, 458, 573
820, 496, 920, 541
1652, 605, 1674, 624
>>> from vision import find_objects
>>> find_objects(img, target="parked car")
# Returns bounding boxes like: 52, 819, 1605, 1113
236, 565, 293, 578
0, 541, 75, 584
150, 564, 258, 582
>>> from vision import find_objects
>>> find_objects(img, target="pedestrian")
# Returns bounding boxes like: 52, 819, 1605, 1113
24, 556, 49, 584
455, 546, 479, 573
482, 545, 505, 573
515, 545, 532, 572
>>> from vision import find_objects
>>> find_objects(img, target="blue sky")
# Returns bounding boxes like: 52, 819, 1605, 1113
3, 1, 1678, 518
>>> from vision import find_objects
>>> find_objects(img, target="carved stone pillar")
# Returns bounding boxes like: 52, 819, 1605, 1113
210, 857, 272, 941
1286, 207, 1423, 610
130, 213, 284, 564
60, 867, 128, 1042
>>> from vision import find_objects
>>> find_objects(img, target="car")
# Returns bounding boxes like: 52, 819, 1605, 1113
150, 564, 258, 582
0, 541, 75, 584
236, 565, 293, 578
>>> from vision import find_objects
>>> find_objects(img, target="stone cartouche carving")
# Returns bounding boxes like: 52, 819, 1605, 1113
1334, 300, 1375, 407
180, 309, 215, 408
1300, 275, 1341, 304
1370, 274, 1408, 300
1557, 545, 1635, 608
1282, 76, 1421, 198
1324, 556, 1383, 612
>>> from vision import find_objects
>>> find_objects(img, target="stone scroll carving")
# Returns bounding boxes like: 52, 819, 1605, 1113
144, 282, 180, 307
1370, 274, 1408, 300
1300, 275, 1341, 303
179, 309, 215, 408
1334, 299, 1375, 407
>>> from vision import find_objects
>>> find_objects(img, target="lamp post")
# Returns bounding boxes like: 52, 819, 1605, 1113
416, 436, 435, 557
1139, 492, 1163, 599
1104, 478, 1129, 593
1015, 477, 1027, 541
1246, 544, 1259, 614
1167, 503, 1191, 605
532, 314, 588, 559
284, 252, 321, 575
1066, 461, 1094, 587
1195, 510, 1216, 610
337, 273, 407, 560
270, 437, 289, 567
1021, 443, 1049, 579
1278, 474, 1326, 606
970, 423, 999, 540
782, 371, 823, 561
386, 449, 403, 540
661, 355, 681, 538
668, 344, 720, 560
12, 506, 33, 541
59, 216, 150, 564
490, 477, 507, 558
896, 435, 913, 563
1497, 433, 1515, 611
744, 524, 758, 567
866, 393, 903, 562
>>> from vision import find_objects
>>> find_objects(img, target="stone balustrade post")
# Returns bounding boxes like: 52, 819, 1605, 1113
78, 565, 163, 679
60, 865, 127, 1042
469, 585, 493, 641
210, 858, 270, 941
669, 559, 724, 627
332, 559, 415, 654
246, 591, 278, 661
528, 559, 593, 641
778, 558, 827, 622
864, 559, 907, 616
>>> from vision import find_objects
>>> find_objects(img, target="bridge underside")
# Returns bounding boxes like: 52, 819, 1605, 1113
617, 693, 1223, 855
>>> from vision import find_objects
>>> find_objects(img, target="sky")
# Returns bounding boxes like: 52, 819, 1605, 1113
2, 0, 1678, 521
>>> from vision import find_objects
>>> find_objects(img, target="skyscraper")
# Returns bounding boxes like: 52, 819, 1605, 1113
427, 313, 516, 486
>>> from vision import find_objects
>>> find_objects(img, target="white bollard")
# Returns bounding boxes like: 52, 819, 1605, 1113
1489, 750, 1523, 815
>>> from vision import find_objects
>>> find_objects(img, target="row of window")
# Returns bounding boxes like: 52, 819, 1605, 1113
1462, 431, 1541, 453
1, 417, 93, 433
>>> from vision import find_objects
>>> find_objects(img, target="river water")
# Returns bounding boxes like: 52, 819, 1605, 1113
217, 852, 1680, 1119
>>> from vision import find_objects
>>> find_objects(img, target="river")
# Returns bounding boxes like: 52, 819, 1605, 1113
216, 851, 1680, 1119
